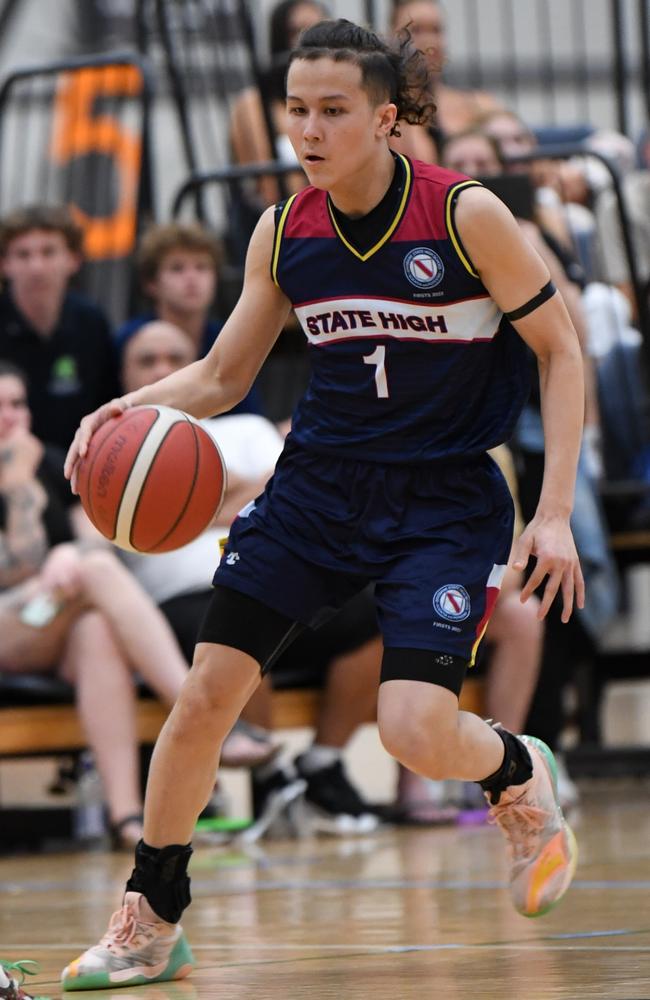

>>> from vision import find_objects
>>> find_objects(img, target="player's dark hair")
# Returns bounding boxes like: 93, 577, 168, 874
288, 18, 435, 135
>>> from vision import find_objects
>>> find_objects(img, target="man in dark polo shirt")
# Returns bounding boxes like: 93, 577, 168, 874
0, 204, 120, 450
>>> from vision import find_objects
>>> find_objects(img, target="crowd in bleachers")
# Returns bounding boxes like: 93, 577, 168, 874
1, 0, 649, 852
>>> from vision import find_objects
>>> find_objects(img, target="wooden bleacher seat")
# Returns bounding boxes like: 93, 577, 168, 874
0, 677, 486, 760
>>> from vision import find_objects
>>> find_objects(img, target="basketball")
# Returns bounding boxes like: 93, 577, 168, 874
76, 405, 227, 553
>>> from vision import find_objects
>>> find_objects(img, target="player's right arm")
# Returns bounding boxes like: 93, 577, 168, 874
64, 207, 292, 485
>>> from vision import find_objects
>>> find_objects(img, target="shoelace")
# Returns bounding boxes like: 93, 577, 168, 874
488, 798, 547, 860
102, 903, 150, 950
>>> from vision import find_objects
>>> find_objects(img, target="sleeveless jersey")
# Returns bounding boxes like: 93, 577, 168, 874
272, 155, 530, 463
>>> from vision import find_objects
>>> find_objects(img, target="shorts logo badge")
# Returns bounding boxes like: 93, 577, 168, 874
433, 584, 471, 622
225, 551, 240, 565
404, 247, 445, 289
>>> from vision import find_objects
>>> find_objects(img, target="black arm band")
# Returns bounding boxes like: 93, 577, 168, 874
504, 280, 557, 321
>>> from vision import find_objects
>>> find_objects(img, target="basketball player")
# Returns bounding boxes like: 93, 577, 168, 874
62, 19, 584, 990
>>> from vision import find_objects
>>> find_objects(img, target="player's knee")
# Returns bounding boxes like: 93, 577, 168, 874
378, 701, 455, 775
377, 686, 458, 778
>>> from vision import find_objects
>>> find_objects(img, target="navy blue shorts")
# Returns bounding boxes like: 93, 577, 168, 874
213, 440, 514, 662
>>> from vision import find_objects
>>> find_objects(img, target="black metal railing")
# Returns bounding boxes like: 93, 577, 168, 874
441, 0, 650, 138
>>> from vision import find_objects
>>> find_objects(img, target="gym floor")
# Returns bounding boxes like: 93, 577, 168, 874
2, 781, 649, 1000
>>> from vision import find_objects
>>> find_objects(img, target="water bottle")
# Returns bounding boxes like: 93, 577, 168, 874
73, 751, 106, 842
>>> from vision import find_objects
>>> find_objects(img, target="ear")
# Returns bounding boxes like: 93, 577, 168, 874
376, 101, 398, 138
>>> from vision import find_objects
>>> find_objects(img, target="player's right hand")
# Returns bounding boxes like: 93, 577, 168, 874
64, 397, 130, 493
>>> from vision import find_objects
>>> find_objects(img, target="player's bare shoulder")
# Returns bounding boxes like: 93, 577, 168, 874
452, 184, 544, 288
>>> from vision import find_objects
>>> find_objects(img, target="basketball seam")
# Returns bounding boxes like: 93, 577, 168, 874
114, 407, 179, 551
130, 412, 204, 552
85, 413, 147, 539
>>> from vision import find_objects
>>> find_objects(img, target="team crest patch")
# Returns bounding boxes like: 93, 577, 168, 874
433, 584, 471, 622
404, 247, 445, 289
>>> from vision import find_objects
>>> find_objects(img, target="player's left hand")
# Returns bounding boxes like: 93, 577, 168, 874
511, 514, 585, 623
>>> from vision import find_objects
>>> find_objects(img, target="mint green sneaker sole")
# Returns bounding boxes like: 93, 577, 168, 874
519, 735, 579, 918
61, 933, 194, 991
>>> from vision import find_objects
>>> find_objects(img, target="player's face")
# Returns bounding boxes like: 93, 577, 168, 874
121, 322, 196, 392
1, 229, 80, 302
391, 1, 446, 72
286, 58, 396, 194
149, 250, 216, 315
443, 135, 501, 177
0, 375, 30, 439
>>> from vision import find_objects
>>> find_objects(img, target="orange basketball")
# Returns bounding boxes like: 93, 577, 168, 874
76, 405, 227, 553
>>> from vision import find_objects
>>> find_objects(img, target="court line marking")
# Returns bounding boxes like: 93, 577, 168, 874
5, 876, 650, 895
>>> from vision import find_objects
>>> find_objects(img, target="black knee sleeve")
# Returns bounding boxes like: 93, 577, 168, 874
478, 725, 533, 805
126, 840, 193, 923
380, 648, 467, 695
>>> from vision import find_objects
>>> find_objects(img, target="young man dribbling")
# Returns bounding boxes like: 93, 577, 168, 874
62, 19, 584, 991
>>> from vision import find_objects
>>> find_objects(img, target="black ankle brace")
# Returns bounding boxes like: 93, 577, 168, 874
478, 727, 533, 805
125, 840, 193, 923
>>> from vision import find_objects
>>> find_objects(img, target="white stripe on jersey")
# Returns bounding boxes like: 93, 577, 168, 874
294, 295, 502, 346
487, 563, 508, 589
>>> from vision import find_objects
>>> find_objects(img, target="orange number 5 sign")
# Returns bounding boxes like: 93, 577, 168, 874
50, 64, 143, 260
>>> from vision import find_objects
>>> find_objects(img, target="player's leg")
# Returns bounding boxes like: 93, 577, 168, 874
374, 456, 576, 917
61, 585, 310, 992
378, 657, 577, 917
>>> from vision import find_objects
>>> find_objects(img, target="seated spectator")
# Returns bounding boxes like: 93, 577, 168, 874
595, 169, 650, 322
116, 222, 262, 416
389, 0, 505, 163
119, 320, 383, 837
0, 204, 120, 450
0, 360, 190, 849
229, 0, 328, 212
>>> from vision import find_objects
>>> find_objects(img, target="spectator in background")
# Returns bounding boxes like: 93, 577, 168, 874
0, 204, 119, 451
389, 0, 505, 162
118, 319, 383, 838
116, 222, 262, 416
230, 0, 329, 212
0, 361, 190, 850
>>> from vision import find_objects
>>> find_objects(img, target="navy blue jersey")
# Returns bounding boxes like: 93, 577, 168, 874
272, 155, 531, 463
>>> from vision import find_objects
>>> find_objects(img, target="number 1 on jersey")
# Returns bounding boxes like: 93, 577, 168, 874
363, 344, 389, 398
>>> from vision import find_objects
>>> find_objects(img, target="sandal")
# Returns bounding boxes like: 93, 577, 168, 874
109, 814, 144, 851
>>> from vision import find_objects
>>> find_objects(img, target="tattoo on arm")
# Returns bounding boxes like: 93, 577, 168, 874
0, 484, 47, 585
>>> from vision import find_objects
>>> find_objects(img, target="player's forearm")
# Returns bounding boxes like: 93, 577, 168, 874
121, 358, 245, 420
536, 343, 585, 519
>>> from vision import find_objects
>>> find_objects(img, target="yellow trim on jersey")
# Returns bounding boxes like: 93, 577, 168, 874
445, 180, 482, 278
469, 623, 489, 667
271, 193, 298, 286
327, 153, 413, 263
